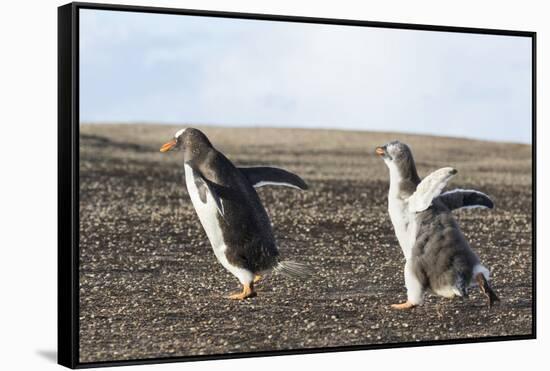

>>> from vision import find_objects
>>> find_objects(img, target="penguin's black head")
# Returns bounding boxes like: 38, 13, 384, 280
160, 128, 213, 162
375, 141, 419, 182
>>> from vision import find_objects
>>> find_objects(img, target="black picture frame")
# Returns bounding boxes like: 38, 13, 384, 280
58, 2, 537, 369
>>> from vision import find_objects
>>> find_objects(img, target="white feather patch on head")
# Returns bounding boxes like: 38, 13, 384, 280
386, 142, 398, 151
174, 128, 187, 138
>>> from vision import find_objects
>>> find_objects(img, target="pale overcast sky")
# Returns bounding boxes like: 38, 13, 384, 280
80, 9, 532, 143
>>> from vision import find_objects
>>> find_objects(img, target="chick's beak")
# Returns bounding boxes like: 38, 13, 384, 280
160, 139, 177, 153
375, 147, 385, 156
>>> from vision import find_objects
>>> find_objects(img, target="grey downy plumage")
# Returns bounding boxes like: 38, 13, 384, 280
376, 141, 499, 310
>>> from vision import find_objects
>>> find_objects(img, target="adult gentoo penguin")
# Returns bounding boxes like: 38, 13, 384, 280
376, 141, 499, 309
160, 128, 311, 300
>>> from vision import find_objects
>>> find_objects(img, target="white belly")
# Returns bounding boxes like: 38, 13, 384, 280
388, 197, 417, 260
184, 164, 225, 249
184, 164, 253, 284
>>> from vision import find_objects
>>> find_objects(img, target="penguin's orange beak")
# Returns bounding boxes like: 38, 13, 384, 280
375, 147, 385, 156
160, 139, 177, 153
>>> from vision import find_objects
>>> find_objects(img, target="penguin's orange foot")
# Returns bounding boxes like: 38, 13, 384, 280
253, 274, 262, 283
228, 291, 257, 300
228, 283, 256, 300
390, 301, 416, 310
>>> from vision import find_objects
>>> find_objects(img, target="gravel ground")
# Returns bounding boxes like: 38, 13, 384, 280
78, 124, 533, 363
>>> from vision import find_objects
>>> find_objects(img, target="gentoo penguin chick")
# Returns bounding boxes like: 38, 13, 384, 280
376, 141, 499, 309
160, 128, 312, 300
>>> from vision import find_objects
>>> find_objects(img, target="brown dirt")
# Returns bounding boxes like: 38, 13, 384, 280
78, 124, 533, 363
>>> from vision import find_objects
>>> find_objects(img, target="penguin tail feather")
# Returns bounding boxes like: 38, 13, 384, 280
455, 274, 469, 298
274, 260, 314, 279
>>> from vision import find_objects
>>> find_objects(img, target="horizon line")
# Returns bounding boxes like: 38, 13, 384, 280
80, 121, 533, 145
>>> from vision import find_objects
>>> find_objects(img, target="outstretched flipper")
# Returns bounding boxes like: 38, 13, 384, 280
438, 189, 494, 211
193, 169, 225, 217
239, 166, 308, 190
408, 167, 457, 213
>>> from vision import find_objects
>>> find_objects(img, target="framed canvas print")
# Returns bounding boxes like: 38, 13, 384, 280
58, 2, 536, 369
